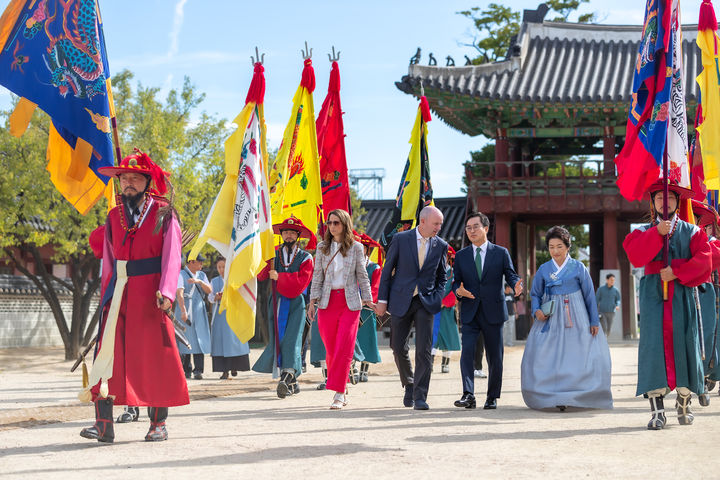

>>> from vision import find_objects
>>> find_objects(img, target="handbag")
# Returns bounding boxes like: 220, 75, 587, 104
541, 299, 556, 317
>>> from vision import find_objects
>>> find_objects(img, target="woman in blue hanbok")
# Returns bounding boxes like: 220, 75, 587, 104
521, 226, 613, 410
176, 254, 212, 380
210, 258, 250, 379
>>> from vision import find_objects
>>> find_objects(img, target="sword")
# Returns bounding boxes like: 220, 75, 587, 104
70, 336, 98, 373
157, 291, 192, 350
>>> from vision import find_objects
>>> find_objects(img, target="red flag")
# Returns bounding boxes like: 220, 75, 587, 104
316, 61, 352, 214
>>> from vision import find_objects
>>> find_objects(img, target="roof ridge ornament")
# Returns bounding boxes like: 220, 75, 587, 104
410, 47, 421, 65
522, 3, 550, 24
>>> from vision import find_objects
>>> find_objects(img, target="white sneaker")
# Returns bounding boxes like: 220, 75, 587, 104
474, 369, 487, 378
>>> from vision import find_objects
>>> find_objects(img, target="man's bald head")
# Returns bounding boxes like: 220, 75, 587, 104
418, 206, 444, 238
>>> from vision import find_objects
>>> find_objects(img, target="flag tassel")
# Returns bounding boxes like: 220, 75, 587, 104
700, 0, 718, 31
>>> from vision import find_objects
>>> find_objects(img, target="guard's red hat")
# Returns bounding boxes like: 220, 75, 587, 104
645, 178, 695, 200
97, 149, 170, 196
273, 215, 317, 249
691, 199, 720, 227
447, 245, 456, 258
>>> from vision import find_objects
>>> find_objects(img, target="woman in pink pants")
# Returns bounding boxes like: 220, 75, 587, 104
308, 209, 375, 409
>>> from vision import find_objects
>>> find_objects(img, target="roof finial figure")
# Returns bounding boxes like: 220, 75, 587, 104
428, 53, 437, 66
464, 55, 472, 65
446, 56, 455, 67
410, 47, 421, 65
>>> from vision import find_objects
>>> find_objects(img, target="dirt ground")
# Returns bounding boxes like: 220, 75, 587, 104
1, 342, 718, 479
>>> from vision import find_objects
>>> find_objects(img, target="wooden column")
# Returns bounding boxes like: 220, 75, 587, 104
495, 128, 509, 178
494, 213, 511, 248
529, 224, 536, 275
618, 221, 633, 339
588, 221, 603, 287
603, 126, 616, 177
603, 212, 618, 269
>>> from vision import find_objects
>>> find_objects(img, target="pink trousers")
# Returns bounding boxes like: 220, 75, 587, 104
317, 289, 361, 393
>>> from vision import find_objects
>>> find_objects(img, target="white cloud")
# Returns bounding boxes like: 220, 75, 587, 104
167, 0, 189, 60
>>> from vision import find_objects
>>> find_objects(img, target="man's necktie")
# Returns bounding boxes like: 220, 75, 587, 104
475, 247, 483, 281
414, 237, 428, 297
418, 237, 427, 268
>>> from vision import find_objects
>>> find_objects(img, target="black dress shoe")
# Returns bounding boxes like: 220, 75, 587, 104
454, 393, 476, 409
413, 399, 429, 410
403, 385, 414, 408
483, 397, 497, 409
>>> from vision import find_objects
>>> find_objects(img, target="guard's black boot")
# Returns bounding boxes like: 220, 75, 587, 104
441, 356, 450, 374
316, 367, 327, 390
676, 392, 694, 425
289, 371, 300, 394
359, 362, 369, 382
145, 407, 168, 441
349, 360, 359, 385
277, 371, 293, 398
647, 396, 666, 430
80, 398, 115, 443
699, 382, 711, 407
705, 377, 716, 392
116, 406, 139, 423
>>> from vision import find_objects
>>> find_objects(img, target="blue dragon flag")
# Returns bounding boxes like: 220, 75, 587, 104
0, 0, 116, 214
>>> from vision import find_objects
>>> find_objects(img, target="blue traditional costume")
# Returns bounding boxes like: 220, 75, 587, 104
623, 180, 710, 429
252, 216, 314, 398
209, 275, 250, 377
176, 263, 211, 379
522, 255, 613, 410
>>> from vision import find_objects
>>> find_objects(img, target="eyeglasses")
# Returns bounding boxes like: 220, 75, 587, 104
465, 224, 484, 231
326, 220, 341, 226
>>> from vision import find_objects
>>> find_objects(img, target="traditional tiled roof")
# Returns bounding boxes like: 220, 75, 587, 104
360, 197, 468, 245
0, 274, 71, 296
396, 7, 702, 136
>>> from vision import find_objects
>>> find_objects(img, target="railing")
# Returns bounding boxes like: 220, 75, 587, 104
465, 159, 618, 197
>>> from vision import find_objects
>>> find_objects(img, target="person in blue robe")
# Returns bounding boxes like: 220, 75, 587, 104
209, 258, 250, 379
522, 226, 613, 411
176, 254, 212, 380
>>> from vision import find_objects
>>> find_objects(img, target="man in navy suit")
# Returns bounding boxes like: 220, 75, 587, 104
453, 212, 522, 410
376, 206, 448, 410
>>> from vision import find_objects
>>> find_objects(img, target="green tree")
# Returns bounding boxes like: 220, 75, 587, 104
350, 187, 368, 232
0, 69, 229, 360
546, 0, 596, 23
459, 1, 596, 63
458, 4, 520, 63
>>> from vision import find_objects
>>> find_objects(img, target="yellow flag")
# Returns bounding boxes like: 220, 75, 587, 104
697, 28, 720, 190
188, 64, 274, 342
269, 59, 323, 238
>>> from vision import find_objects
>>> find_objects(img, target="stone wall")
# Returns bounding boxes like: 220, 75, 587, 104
0, 295, 97, 348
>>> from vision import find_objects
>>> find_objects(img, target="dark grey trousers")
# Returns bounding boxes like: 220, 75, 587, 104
390, 296, 434, 402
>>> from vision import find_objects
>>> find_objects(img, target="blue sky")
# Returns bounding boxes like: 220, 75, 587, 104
0, 0, 709, 199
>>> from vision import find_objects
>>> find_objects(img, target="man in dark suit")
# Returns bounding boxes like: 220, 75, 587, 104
376, 206, 449, 410
453, 212, 522, 410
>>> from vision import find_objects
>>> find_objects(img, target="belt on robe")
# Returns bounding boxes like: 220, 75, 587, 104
645, 259, 689, 276
79, 256, 163, 402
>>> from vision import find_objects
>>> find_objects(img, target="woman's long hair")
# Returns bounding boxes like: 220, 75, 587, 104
321, 209, 355, 256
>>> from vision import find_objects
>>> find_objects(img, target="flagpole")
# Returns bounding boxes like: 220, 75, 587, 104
106, 80, 123, 166
662, 147, 669, 301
